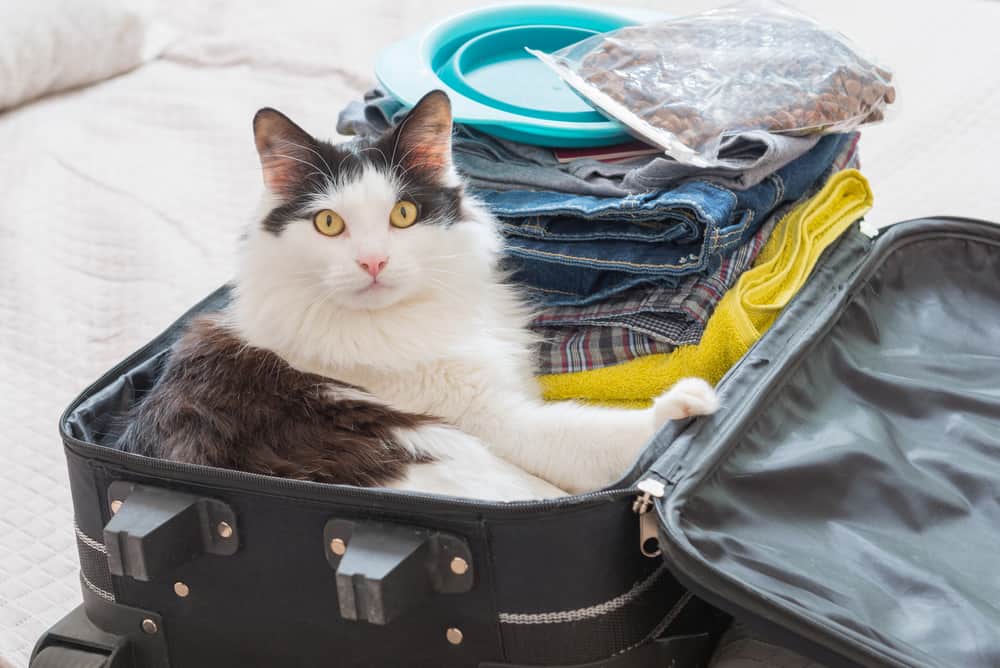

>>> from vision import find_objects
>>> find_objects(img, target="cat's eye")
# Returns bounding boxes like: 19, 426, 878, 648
389, 200, 419, 229
313, 209, 345, 237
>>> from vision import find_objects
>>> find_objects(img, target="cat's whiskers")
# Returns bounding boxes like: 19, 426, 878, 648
390, 146, 421, 182
426, 252, 466, 259
424, 257, 468, 268
262, 166, 328, 186
282, 267, 326, 279
353, 145, 388, 165
389, 113, 416, 166
263, 152, 328, 183
334, 152, 358, 179
424, 266, 473, 279
274, 139, 333, 176
269, 271, 341, 298
275, 268, 325, 282
264, 150, 322, 173
302, 288, 336, 318
422, 276, 469, 303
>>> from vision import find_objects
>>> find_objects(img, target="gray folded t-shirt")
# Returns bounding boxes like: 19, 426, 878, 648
336, 89, 821, 196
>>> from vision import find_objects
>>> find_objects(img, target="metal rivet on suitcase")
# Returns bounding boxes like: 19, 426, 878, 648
110, 499, 122, 514
217, 521, 234, 539
141, 618, 158, 635
329, 537, 347, 556
450, 557, 469, 575
173, 582, 190, 598
446, 627, 463, 645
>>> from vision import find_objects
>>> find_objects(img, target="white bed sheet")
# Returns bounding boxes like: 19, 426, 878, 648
1, 0, 998, 664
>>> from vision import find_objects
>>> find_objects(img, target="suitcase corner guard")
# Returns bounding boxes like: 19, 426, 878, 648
324, 518, 473, 625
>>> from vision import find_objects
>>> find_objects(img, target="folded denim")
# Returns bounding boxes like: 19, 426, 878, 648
535, 212, 777, 375
536, 169, 874, 407
530, 135, 860, 354
535, 210, 778, 344
493, 132, 856, 307
336, 89, 820, 197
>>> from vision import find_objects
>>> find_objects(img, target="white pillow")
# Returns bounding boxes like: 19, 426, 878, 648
0, 0, 162, 111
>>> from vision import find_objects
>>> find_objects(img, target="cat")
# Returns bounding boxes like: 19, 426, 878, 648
119, 90, 718, 500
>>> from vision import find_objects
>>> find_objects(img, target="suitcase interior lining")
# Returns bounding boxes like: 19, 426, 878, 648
64, 290, 228, 450
67, 351, 167, 448
669, 228, 1000, 667
62, 284, 671, 494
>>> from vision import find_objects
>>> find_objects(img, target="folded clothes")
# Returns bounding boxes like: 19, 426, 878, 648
337, 88, 820, 197
534, 212, 777, 374
491, 132, 855, 306
536, 327, 676, 377
534, 210, 779, 346
531, 134, 861, 366
536, 169, 874, 408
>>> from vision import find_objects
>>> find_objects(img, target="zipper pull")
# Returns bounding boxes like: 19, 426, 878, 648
633, 478, 666, 558
859, 219, 880, 239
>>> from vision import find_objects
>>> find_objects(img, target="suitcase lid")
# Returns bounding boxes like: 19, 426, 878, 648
643, 218, 1000, 667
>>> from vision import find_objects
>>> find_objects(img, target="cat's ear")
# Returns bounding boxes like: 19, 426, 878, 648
392, 90, 453, 179
253, 108, 319, 198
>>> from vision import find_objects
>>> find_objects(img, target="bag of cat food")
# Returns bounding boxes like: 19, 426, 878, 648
529, 0, 895, 167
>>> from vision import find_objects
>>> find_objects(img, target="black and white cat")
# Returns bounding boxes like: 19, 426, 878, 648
121, 91, 718, 500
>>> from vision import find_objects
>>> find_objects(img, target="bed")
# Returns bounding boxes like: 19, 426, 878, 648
2, 0, 999, 665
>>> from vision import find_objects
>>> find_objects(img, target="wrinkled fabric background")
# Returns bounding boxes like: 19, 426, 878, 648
1, 1, 999, 664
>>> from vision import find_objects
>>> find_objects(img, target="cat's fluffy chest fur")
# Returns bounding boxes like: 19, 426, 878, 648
318, 357, 528, 425
304, 332, 537, 439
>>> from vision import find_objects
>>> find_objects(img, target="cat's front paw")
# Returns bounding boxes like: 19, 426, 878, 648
653, 377, 719, 429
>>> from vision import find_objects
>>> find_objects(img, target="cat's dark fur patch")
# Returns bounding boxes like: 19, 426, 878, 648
118, 315, 435, 486
255, 94, 463, 236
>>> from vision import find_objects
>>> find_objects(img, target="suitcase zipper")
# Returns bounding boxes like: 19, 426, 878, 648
64, 433, 640, 516
632, 477, 667, 558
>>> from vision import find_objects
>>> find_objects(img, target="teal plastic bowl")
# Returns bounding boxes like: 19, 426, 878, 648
448, 25, 599, 121
375, 5, 663, 147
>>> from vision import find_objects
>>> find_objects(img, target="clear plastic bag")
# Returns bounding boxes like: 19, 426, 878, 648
530, 0, 895, 167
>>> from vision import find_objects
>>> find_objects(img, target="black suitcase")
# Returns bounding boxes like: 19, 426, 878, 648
32, 217, 1000, 667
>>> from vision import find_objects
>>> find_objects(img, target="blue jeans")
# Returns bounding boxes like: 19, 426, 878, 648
482, 133, 853, 306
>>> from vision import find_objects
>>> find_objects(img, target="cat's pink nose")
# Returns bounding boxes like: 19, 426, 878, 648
357, 255, 388, 279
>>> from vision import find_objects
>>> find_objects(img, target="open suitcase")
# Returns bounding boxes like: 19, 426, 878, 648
32, 217, 1000, 668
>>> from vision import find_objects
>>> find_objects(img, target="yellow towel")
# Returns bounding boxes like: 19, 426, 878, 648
538, 169, 873, 408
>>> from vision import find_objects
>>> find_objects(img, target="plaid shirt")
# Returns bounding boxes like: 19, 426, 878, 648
536, 327, 675, 376
534, 141, 860, 375
534, 218, 773, 375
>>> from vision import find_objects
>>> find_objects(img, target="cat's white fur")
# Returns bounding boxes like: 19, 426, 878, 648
231, 145, 718, 501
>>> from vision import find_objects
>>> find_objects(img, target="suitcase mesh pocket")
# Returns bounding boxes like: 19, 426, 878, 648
74, 519, 115, 602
